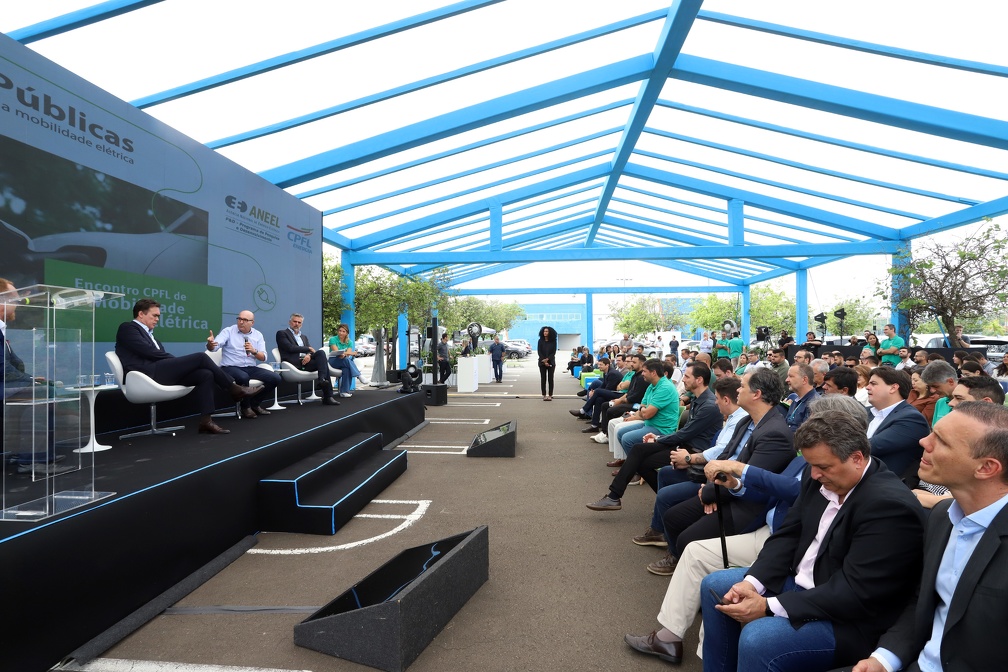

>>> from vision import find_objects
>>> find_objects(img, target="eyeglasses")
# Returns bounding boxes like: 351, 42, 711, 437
237, 317, 253, 322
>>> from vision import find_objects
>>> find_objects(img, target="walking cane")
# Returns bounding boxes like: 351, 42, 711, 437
713, 482, 730, 569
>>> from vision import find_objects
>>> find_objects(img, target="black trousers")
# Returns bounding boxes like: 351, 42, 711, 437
661, 495, 738, 559
539, 363, 555, 395
609, 440, 677, 498
151, 352, 235, 414
437, 359, 451, 384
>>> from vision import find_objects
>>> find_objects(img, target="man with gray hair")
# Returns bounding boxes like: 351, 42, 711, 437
920, 359, 958, 427
276, 312, 339, 406
810, 358, 830, 394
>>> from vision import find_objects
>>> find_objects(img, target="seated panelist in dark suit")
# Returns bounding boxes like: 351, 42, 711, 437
114, 297, 258, 435
275, 312, 338, 406
851, 401, 1008, 672
700, 411, 926, 672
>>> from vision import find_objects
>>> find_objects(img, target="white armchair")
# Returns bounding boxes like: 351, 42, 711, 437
271, 347, 320, 404
105, 351, 194, 439
204, 349, 271, 418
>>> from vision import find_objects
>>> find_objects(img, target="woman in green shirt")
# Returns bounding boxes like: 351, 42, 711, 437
328, 323, 370, 397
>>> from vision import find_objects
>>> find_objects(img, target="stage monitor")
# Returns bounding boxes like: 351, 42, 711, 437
467, 419, 517, 458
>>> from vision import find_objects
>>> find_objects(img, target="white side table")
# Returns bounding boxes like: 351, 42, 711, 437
71, 384, 119, 453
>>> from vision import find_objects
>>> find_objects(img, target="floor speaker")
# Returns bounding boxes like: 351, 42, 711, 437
421, 383, 447, 405
467, 419, 516, 457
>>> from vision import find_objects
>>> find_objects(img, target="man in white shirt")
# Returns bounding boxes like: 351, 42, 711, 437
208, 310, 280, 418
865, 366, 931, 482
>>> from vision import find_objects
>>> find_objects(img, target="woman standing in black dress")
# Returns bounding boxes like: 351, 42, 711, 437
537, 326, 558, 401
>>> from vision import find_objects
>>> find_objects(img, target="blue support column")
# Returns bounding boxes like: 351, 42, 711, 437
741, 286, 751, 343
398, 311, 409, 368
340, 257, 356, 338
585, 293, 594, 348
795, 269, 808, 341
891, 241, 911, 341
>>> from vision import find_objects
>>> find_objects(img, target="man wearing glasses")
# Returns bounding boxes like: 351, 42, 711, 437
115, 298, 259, 434
207, 310, 280, 418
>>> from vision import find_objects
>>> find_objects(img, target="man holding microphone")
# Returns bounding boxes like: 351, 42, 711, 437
207, 310, 280, 418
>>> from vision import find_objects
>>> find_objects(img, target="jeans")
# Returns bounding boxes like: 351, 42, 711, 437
650, 466, 697, 531
701, 568, 836, 672
492, 358, 503, 382
328, 355, 361, 394
619, 424, 660, 456
222, 365, 281, 408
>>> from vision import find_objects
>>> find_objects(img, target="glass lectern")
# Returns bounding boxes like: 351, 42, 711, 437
1, 284, 123, 521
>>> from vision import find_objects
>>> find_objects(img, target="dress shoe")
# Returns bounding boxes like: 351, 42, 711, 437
576, 389, 587, 397
229, 383, 258, 401
581, 425, 599, 433
252, 406, 271, 416
586, 495, 621, 511
606, 458, 625, 468
569, 409, 585, 418
198, 418, 230, 434
647, 552, 678, 576
322, 396, 341, 406
624, 631, 683, 664
632, 527, 668, 547
241, 407, 258, 419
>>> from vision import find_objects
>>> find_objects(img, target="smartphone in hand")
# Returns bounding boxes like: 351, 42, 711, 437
708, 587, 728, 606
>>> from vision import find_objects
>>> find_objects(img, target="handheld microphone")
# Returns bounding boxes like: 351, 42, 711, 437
244, 337, 251, 357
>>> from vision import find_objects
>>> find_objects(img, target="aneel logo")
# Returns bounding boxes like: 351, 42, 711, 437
224, 195, 248, 212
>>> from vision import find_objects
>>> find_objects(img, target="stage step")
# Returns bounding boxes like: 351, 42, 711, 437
257, 432, 408, 535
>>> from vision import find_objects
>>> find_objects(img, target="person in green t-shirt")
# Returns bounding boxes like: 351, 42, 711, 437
877, 323, 905, 367
328, 323, 370, 396
613, 360, 681, 456
727, 332, 745, 367
921, 358, 958, 426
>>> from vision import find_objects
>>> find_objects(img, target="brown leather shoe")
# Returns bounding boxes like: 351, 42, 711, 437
624, 631, 683, 663
252, 406, 271, 416
632, 527, 668, 547
229, 382, 257, 401
606, 458, 625, 468
322, 396, 341, 406
647, 552, 678, 576
241, 407, 257, 419
198, 418, 230, 435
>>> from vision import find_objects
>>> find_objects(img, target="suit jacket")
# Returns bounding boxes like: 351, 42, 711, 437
276, 328, 314, 367
657, 386, 721, 453
867, 401, 931, 482
877, 497, 1008, 671
735, 454, 807, 534
597, 368, 622, 391
748, 457, 926, 666
115, 320, 174, 377
1, 328, 34, 400
699, 409, 796, 529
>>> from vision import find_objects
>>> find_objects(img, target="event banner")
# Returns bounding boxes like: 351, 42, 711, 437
0, 34, 322, 353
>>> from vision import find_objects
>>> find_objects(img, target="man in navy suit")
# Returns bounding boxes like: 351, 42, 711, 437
852, 401, 1008, 672
115, 298, 258, 434
699, 411, 925, 671
865, 366, 931, 484
275, 312, 338, 406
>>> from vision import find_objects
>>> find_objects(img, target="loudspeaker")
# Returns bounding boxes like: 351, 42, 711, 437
294, 526, 489, 672
421, 383, 447, 405
467, 419, 517, 457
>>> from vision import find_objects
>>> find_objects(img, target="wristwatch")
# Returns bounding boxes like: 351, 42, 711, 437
764, 602, 774, 617
684, 454, 692, 464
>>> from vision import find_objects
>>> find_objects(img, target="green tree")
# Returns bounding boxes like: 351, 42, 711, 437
881, 222, 1008, 347
609, 295, 683, 337
749, 285, 795, 336
438, 296, 525, 338
807, 296, 875, 340
352, 266, 454, 338
321, 254, 350, 337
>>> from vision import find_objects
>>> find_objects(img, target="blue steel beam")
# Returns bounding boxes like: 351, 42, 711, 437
634, 149, 928, 221
347, 240, 903, 264
641, 258, 751, 286
696, 11, 1008, 79
209, 11, 664, 148
670, 55, 1008, 151
260, 56, 652, 188
10, 0, 162, 43
131, 0, 504, 108
623, 163, 900, 239
586, 0, 704, 246
453, 285, 744, 296
899, 195, 1008, 239
348, 164, 610, 249
642, 128, 979, 205
655, 101, 1008, 183
322, 229, 352, 249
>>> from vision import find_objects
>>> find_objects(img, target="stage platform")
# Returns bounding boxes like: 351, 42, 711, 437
0, 388, 425, 672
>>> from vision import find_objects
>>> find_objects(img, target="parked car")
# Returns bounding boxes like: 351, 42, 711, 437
912, 333, 1008, 355
479, 339, 528, 359
353, 337, 376, 356
506, 339, 532, 355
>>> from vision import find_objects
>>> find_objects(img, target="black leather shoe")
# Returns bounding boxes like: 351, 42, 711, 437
576, 389, 587, 397
252, 406, 271, 416
624, 632, 683, 663
581, 425, 599, 433
198, 418, 230, 435
241, 407, 257, 419
322, 396, 341, 406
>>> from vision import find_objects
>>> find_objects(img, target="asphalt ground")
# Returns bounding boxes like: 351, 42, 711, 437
88, 359, 704, 672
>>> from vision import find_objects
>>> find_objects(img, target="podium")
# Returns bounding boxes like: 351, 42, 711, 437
1, 284, 122, 521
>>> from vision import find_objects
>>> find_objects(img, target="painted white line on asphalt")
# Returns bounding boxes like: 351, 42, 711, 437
449, 402, 502, 407
406, 444, 469, 449
248, 500, 431, 555
59, 660, 310, 672
429, 419, 490, 425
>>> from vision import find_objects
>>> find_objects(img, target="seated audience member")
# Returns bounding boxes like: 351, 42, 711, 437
799, 331, 822, 357
680, 347, 692, 364
624, 395, 868, 665
607, 359, 680, 465
778, 330, 795, 349
921, 359, 959, 426
116, 298, 259, 434
829, 351, 844, 369
908, 368, 938, 425
894, 346, 912, 370
853, 401, 1008, 672
960, 359, 986, 377
569, 356, 621, 432
952, 349, 969, 373
587, 362, 720, 512
995, 351, 1008, 378
208, 310, 281, 417
699, 412, 926, 672
768, 348, 789, 385
277, 312, 339, 406
970, 349, 997, 376
809, 358, 829, 393
844, 355, 859, 368
793, 349, 812, 366
854, 364, 873, 407
328, 322, 371, 397
912, 349, 929, 367
648, 368, 794, 575
860, 352, 881, 367
782, 363, 819, 432
635, 376, 746, 554
712, 358, 734, 380
591, 353, 647, 445
822, 366, 857, 397
865, 366, 931, 483
926, 351, 945, 363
